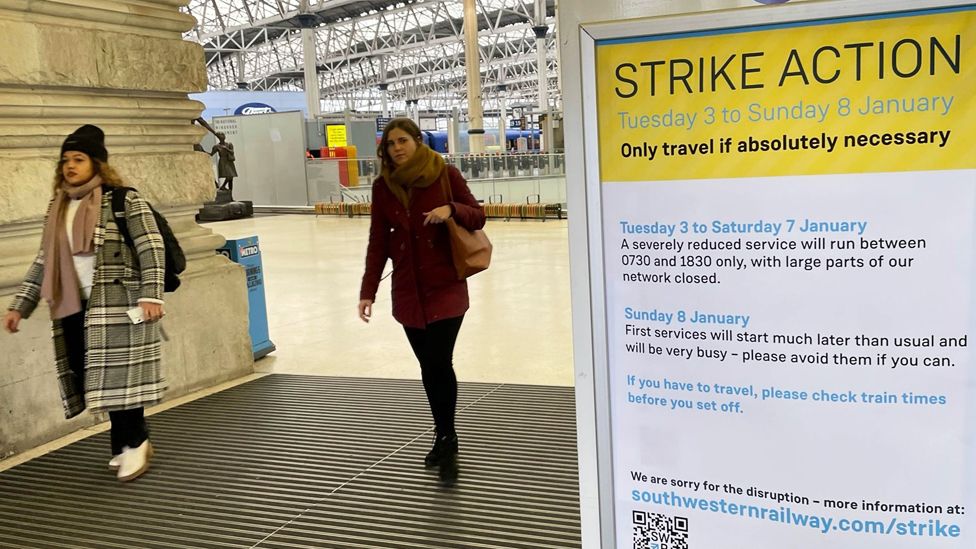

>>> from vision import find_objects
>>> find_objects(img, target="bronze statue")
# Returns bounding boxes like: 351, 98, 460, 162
210, 132, 238, 191
192, 118, 237, 192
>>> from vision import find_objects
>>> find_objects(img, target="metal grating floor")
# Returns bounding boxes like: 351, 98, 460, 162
0, 375, 581, 549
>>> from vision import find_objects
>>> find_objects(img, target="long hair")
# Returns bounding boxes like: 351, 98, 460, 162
377, 118, 423, 172
52, 158, 124, 193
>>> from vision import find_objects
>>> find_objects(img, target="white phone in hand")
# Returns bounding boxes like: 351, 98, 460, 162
126, 306, 145, 325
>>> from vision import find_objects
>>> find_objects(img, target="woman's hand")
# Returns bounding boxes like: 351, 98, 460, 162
3, 310, 22, 333
139, 302, 165, 323
422, 205, 452, 225
358, 299, 373, 323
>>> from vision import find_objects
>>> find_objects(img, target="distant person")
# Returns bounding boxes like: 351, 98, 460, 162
210, 132, 238, 191
358, 118, 486, 482
3, 125, 167, 482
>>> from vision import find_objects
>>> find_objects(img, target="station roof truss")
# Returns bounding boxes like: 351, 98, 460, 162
184, 0, 559, 113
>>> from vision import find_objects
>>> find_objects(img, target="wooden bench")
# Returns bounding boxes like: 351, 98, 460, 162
483, 194, 562, 222
314, 197, 371, 218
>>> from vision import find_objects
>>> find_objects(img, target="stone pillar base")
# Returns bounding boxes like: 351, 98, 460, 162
0, 253, 253, 460
0, 0, 255, 460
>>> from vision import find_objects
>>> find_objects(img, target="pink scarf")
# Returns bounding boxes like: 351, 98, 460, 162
40, 176, 103, 320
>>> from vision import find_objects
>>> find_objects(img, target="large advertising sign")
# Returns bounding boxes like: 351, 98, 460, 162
190, 91, 308, 120
583, 3, 976, 547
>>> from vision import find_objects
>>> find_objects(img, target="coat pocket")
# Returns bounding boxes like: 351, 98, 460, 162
120, 279, 142, 304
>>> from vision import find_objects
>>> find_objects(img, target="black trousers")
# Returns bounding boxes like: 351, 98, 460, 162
62, 305, 149, 456
404, 315, 464, 437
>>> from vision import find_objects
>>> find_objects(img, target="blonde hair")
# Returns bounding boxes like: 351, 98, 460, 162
52, 158, 124, 193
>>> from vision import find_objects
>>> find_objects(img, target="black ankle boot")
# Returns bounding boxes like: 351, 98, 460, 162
424, 433, 459, 468
438, 435, 460, 482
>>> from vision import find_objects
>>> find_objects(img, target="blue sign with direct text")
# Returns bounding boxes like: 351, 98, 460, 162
234, 102, 278, 115
218, 236, 275, 359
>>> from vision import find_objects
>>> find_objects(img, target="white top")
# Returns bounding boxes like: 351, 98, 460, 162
65, 199, 96, 300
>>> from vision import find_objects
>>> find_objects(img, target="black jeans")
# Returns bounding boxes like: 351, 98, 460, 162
62, 304, 149, 456
404, 315, 464, 437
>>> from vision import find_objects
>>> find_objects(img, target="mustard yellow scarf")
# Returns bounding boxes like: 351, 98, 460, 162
382, 144, 445, 208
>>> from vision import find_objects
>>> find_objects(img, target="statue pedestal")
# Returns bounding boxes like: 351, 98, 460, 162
198, 189, 253, 221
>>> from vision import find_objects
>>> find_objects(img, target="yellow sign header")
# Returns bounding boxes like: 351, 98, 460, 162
596, 9, 976, 181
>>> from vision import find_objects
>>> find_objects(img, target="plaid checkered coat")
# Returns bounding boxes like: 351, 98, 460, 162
9, 187, 166, 419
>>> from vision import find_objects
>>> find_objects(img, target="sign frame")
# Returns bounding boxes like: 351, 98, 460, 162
574, 0, 976, 546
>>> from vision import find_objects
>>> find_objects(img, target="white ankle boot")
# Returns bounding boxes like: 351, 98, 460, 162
117, 440, 153, 482
108, 449, 126, 470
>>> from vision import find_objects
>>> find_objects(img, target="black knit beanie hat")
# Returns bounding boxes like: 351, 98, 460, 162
61, 125, 108, 162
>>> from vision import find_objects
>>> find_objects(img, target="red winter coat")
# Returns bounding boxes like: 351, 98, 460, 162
360, 165, 486, 328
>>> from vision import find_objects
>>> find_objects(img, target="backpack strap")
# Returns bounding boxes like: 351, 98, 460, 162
110, 186, 135, 249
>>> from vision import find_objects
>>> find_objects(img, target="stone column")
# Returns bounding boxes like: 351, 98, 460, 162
377, 56, 389, 118
379, 84, 390, 118
0, 0, 253, 459
448, 107, 461, 154
534, 0, 551, 152
302, 27, 321, 118
497, 66, 508, 151
237, 51, 248, 89
463, 0, 485, 153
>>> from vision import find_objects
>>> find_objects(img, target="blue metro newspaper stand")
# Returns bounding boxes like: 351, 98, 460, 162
218, 236, 276, 359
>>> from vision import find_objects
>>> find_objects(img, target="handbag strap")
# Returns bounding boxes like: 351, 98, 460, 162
439, 168, 454, 203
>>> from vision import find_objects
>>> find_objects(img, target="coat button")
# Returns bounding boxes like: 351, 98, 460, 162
114, 252, 121, 257
113, 278, 121, 284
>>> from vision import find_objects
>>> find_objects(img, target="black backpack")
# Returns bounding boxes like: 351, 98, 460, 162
110, 186, 186, 292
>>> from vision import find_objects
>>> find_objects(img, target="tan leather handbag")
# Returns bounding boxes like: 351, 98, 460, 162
440, 171, 492, 280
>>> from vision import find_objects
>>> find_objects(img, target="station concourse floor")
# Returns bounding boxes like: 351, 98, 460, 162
216, 214, 574, 386
0, 215, 580, 549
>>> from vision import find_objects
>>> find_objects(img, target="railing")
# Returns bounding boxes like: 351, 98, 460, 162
443, 153, 566, 182
350, 152, 566, 186
306, 152, 567, 208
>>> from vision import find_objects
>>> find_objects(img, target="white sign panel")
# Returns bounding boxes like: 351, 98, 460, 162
578, 2, 976, 547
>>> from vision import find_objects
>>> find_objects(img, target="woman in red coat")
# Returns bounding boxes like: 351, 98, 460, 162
359, 118, 486, 481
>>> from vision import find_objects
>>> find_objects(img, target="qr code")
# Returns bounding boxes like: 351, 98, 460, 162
632, 510, 689, 549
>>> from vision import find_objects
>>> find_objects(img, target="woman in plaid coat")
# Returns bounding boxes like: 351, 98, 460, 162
2, 125, 166, 482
